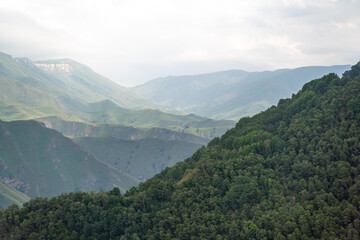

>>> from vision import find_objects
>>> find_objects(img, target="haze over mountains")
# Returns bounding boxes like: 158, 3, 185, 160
39, 117, 208, 145
1, 0, 359, 237
132, 65, 350, 120
1, 60, 359, 239
0, 52, 234, 136
0, 51, 233, 207
0, 50, 353, 209
0, 52, 146, 121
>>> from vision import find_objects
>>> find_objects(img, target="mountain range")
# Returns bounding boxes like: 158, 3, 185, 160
132, 65, 350, 120
0, 52, 234, 137
1, 60, 359, 239
0, 50, 354, 209
0, 51, 232, 207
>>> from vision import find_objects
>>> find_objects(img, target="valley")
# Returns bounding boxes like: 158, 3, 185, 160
0, 51, 234, 207
1, 1, 359, 238
1, 59, 359, 239
0, 119, 139, 200
0, 51, 353, 209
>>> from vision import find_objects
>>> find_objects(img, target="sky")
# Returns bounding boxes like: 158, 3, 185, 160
0, 0, 360, 87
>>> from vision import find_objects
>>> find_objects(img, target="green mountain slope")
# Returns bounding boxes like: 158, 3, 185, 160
0, 70, 72, 121
0, 120, 139, 197
34, 102, 235, 139
0, 52, 147, 120
132, 65, 350, 120
0, 182, 30, 208
0, 52, 93, 120
38, 116, 208, 145
83, 108, 235, 138
0, 52, 148, 110
73, 137, 202, 180
34, 58, 150, 109
1, 62, 359, 239
0, 52, 234, 138
0, 51, 233, 199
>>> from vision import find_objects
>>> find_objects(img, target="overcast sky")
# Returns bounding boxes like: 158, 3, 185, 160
0, 0, 359, 86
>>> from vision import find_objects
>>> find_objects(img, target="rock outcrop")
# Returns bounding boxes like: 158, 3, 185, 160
34, 63, 73, 72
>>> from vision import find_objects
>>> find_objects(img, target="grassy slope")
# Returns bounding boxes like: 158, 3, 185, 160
84, 109, 235, 138
0, 120, 139, 197
34, 58, 150, 109
0, 52, 234, 137
0, 182, 30, 208
0, 53, 90, 120
37, 116, 208, 145
73, 137, 202, 180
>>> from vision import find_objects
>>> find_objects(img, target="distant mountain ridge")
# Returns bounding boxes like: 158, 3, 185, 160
32, 58, 152, 109
0, 52, 147, 115
1, 50, 352, 212
1, 61, 359, 239
132, 65, 351, 120
0, 52, 234, 138
0, 51, 234, 207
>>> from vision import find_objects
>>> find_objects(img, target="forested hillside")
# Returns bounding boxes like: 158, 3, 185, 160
1, 62, 360, 239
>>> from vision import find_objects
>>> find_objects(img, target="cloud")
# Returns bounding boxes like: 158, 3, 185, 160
0, 8, 81, 59
0, 0, 359, 86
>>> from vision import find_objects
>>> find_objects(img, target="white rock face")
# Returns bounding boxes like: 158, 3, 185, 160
34, 63, 73, 73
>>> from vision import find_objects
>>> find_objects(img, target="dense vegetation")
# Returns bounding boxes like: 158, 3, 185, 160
1, 62, 360, 239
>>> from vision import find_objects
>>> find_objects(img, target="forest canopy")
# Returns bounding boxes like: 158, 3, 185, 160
1, 62, 360, 239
